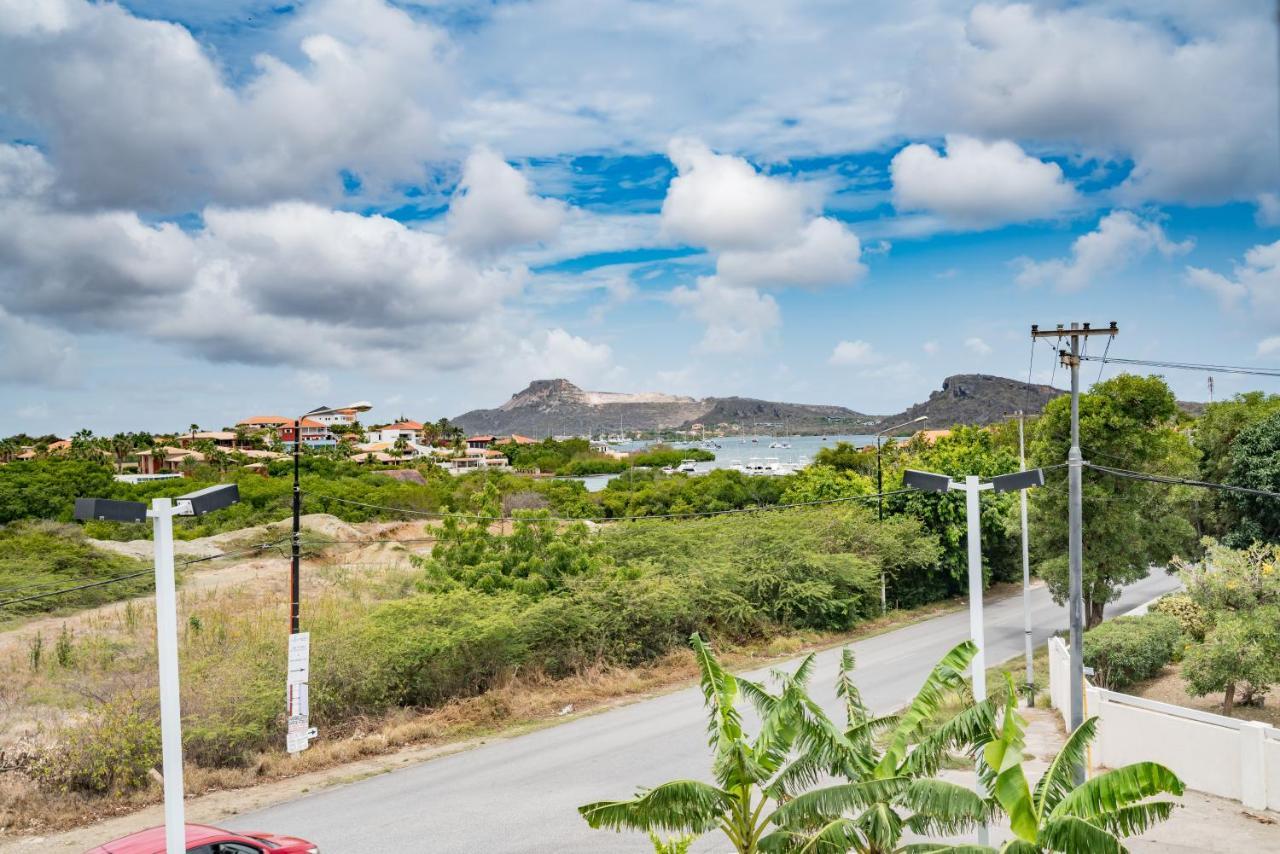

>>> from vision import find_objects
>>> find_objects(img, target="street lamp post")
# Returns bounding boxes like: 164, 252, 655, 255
903, 465, 1043, 845
875, 415, 928, 612
75, 484, 240, 854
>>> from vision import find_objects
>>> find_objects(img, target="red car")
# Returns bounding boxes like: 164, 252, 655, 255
85, 823, 317, 854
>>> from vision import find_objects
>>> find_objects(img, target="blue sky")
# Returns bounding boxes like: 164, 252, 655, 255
1, 0, 1278, 435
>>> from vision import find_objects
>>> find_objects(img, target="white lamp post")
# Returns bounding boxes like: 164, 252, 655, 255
76, 484, 240, 854
903, 466, 1043, 844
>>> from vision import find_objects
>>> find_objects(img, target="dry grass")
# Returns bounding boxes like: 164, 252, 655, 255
0, 563, 979, 838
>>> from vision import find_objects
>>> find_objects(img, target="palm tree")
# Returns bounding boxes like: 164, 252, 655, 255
948, 675, 1184, 854
422, 421, 441, 446
209, 448, 231, 476
756, 644, 995, 853
109, 432, 135, 473
188, 423, 200, 442
580, 634, 853, 853
580, 638, 993, 854
392, 436, 411, 461
70, 428, 96, 460
0, 437, 18, 463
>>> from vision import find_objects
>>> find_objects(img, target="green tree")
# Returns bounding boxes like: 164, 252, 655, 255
969, 675, 1184, 853
779, 466, 873, 504
889, 425, 1022, 604
1029, 375, 1197, 627
1224, 409, 1280, 544
812, 442, 881, 477
69, 428, 98, 461
1183, 609, 1280, 715
1193, 392, 1280, 537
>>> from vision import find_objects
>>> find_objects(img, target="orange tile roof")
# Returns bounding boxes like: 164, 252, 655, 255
237, 415, 290, 426
387, 421, 423, 430
509, 434, 536, 444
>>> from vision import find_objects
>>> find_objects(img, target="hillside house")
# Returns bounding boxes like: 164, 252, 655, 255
279, 418, 335, 447
178, 431, 239, 449
137, 446, 205, 475
305, 402, 371, 427
366, 420, 424, 444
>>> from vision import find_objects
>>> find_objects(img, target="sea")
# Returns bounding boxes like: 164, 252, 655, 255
570, 433, 883, 492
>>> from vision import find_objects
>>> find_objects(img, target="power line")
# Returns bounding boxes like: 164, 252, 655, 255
1077, 355, 1280, 378
1094, 335, 1113, 384
0, 538, 289, 608
1086, 463, 1280, 499
302, 486, 925, 523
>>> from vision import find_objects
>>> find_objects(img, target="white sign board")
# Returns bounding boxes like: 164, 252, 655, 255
286, 632, 315, 753
287, 632, 310, 685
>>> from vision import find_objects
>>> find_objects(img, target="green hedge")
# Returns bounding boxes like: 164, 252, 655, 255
1083, 613, 1182, 690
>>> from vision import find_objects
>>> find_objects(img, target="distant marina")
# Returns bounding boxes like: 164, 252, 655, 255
572, 433, 881, 491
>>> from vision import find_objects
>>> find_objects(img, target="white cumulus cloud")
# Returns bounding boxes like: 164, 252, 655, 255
1256, 337, 1280, 358
905, 2, 1278, 205
891, 135, 1078, 228
0, 307, 78, 387
659, 140, 864, 349
1015, 211, 1192, 292
0, 0, 448, 211
964, 337, 992, 356
669, 278, 781, 354
829, 340, 878, 367
1186, 239, 1280, 323
661, 138, 814, 251
447, 147, 566, 255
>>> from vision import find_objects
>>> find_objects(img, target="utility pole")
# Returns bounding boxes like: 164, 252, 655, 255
1031, 322, 1117, 780
1208, 376, 1214, 403
1017, 411, 1033, 708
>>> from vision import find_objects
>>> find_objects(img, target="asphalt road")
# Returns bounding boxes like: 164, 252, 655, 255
228, 572, 1180, 852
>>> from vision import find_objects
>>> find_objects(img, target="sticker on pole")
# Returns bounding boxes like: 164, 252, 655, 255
287, 632, 310, 685
286, 632, 316, 753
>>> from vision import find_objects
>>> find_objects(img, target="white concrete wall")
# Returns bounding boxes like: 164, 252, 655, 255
1266, 733, 1280, 812
1048, 637, 1279, 811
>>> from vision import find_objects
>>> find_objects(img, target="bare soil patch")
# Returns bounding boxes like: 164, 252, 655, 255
1132, 664, 1280, 728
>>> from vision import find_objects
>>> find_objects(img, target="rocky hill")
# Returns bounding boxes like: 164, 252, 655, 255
452, 379, 874, 436
676, 397, 876, 434
869, 374, 1064, 431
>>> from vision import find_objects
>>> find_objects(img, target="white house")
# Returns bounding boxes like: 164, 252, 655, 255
366, 420, 424, 444
305, 401, 372, 427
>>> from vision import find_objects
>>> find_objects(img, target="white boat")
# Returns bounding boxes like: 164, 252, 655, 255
736, 457, 786, 476
769, 441, 791, 449
677, 459, 699, 473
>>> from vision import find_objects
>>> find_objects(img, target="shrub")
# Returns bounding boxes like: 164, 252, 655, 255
1149, 593, 1208, 642
35, 693, 160, 794
1083, 613, 1182, 690
358, 589, 528, 708
1183, 608, 1280, 716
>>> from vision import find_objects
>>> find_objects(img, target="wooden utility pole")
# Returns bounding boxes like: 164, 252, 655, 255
1030, 322, 1117, 780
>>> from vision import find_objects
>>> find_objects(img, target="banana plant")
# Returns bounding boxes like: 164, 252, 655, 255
757, 642, 997, 853
579, 633, 855, 853
961, 674, 1185, 853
